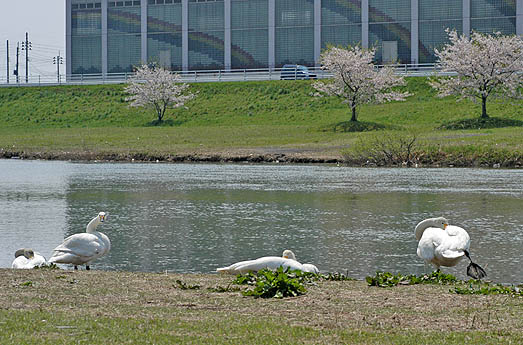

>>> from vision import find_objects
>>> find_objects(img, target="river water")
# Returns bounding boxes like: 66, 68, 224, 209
0, 160, 521, 284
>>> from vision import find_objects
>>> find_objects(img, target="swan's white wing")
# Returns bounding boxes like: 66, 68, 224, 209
12, 256, 31, 269
51, 233, 105, 259
11, 253, 46, 269
439, 249, 465, 259
217, 259, 256, 273
217, 257, 305, 274
32, 253, 47, 266
302, 263, 319, 273
416, 228, 445, 261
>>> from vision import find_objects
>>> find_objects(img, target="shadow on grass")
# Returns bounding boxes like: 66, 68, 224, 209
438, 117, 523, 130
145, 119, 185, 127
320, 121, 397, 133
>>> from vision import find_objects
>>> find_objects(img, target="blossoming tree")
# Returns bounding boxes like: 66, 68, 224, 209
430, 30, 523, 118
125, 64, 195, 123
313, 46, 410, 122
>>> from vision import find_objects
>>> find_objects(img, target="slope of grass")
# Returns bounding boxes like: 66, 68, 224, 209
0, 78, 521, 165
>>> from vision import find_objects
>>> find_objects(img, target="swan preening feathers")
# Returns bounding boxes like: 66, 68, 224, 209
49, 212, 111, 270
415, 217, 486, 279
11, 248, 47, 269
217, 250, 319, 274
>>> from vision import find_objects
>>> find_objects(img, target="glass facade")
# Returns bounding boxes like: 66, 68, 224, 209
369, 0, 411, 63
419, 0, 462, 63
188, 0, 225, 70
147, 2, 183, 70
71, 4, 102, 74
231, 0, 269, 69
107, 2, 142, 73
321, 0, 362, 49
68, 0, 523, 74
275, 0, 315, 67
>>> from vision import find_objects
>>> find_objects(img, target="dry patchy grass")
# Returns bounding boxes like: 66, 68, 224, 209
0, 269, 521, 344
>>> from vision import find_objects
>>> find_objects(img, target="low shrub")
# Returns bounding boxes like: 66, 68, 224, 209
233, 267, 318, 298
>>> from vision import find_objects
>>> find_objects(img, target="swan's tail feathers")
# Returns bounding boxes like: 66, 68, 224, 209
464, 250, 487, 280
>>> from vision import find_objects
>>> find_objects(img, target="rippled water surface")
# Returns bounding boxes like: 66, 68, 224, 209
1, 160, 522, 284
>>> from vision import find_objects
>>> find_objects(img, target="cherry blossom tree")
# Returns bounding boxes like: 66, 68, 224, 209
125, 64, 195, 123
430, 29, 523, 118
313, 46, 410, 122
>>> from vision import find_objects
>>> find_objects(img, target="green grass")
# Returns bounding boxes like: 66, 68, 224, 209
0, 78, 521, 165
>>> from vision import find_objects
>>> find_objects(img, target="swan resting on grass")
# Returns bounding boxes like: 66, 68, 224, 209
12, 248, 47, 269
415, 217, 486, 279
216, 249, 319, 274
49, 212, 111, 270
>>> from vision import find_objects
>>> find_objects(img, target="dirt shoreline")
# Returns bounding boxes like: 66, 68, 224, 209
1, 148, 521, 168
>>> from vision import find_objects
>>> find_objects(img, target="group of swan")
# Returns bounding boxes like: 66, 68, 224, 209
217, 249, 319, 274
12, 212, 110, 270
218, 217, 486, 278
11, 213, 486, 280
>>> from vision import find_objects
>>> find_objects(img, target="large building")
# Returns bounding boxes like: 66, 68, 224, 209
66, 0, 523, 75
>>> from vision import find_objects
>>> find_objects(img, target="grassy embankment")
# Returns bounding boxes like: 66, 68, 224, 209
0, 77, 521, 166
1, 269, 522, 344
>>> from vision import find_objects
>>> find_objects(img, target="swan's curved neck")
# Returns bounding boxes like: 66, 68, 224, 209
86, 216, 100, 233
415, 219, 435, 241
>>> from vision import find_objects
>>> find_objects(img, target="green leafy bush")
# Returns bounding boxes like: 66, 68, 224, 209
453, 281, 523, 297
366, 271, 457, 288
233, 267, 317, 299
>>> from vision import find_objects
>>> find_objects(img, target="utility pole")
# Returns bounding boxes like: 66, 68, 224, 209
14, 42, 20, 84
6, 40, 8, 84
53, 51, 63, 84
21, 32, 31, 83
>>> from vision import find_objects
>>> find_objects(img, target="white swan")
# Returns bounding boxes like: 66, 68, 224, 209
415, 217, 486, 279
11, 248, 47, 269
216, 249, 319, 274
49, 212, 110, 270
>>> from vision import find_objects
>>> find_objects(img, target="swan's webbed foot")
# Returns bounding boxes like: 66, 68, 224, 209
467, 262, 487, 280
74, 265, 78, 270
86, 265, 90, 271
463, 250, 487, 280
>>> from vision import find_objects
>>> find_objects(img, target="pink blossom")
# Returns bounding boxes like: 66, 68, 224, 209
313, 46, 410, 122
125, 64, 195, 122
430, 29, 523, 118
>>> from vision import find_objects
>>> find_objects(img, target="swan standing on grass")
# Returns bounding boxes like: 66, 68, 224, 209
11, 248, 47, 269
415, 217, 486, 279
216, 249, 319, 274
49, 212, 110, 270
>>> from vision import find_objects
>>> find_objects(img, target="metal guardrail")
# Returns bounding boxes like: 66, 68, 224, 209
0, 63, 444, 87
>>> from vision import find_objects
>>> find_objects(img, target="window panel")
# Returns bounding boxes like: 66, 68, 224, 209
419, 20, 462, 63
188, 1, 225, 69
72, 9, 101, 35
419, 0, 462, 21
369, 0, 410, 23
471, 0, 516, 18
471, 17, 516, 34
108, 34, 142, 73
71, 35, 102, 74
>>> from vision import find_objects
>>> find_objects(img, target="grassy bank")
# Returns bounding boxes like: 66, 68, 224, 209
1, 269, 522, 344
0, 78, 521, 166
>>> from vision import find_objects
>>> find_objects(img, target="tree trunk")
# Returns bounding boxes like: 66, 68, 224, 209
350, 105, 357, 122
481, 96, 488, 118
